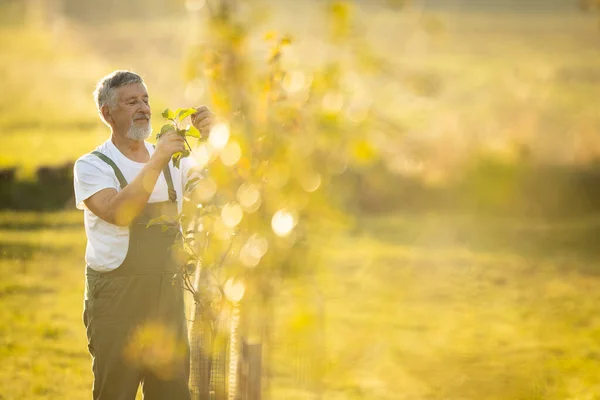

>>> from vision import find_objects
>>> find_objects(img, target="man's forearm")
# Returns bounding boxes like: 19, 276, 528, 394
107, 156, 168, 226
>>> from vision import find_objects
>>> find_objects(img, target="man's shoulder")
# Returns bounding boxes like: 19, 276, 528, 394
74, 141, 113, 172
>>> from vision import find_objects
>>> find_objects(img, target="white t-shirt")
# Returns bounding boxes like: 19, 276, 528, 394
74, 139, 196, 272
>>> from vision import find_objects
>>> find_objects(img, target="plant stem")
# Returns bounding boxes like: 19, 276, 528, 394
184, 137, 193, 152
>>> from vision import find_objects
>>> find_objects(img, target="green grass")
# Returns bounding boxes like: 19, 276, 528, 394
0, 211, 89, 399
2, 211, 600, 399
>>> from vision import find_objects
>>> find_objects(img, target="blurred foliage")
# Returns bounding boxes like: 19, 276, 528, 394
177, 0, 386, 396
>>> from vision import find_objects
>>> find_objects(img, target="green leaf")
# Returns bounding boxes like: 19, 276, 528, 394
146, 215, 175, 228
186, 126, 201, 139
185, 176, 202, 193
162, 108, 175, 120
172, 150, 189, 169
160, 123, 174, 135
173, 153, 182, 169
176, 108, 198, 122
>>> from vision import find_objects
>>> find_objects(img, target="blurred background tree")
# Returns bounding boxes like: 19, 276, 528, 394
174, 1, 411, 397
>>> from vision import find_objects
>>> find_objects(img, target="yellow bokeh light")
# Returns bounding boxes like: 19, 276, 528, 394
283, 70, 306, 94
213, 217, 234, 241
195, 177, 217, 202
221, 202, 243, 228
192, 144, 212, 169
239, 245, 260, 268
237, 183, 261, 213
224, 278, 245, 303
271, 209, 296, 237
220, 140, 242, 166
208, 123, 230, 150
300, 172, 321, 193
322, 91, 344, 114
124, 322, 185, 380
239, 233, 269, 268
346, 98, 371, 124
251, 234, 269, 257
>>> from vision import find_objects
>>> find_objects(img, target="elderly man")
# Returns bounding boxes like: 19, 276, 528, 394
74, 70, 213, 400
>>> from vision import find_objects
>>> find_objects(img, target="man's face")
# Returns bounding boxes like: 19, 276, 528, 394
107, 83, 152, 140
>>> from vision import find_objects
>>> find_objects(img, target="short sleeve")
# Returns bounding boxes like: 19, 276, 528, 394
73, 155, 120, 210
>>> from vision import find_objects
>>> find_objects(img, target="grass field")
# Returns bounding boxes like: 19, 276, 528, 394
1, 211, 600, 399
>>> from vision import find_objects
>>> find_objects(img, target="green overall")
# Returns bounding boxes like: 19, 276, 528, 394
83, 151, 190, 400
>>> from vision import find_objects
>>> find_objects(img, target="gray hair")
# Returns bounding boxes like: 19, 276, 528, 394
93, 70, 145, 124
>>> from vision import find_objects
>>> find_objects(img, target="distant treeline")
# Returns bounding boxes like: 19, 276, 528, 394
340, 159, 600, 218
0, 163, 75, 211
3, 159, 600, 219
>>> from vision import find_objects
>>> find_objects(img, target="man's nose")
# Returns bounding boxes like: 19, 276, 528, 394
139, 102, 151, 115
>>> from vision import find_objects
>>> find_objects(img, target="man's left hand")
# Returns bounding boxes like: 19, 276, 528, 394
191, 106, 215, 135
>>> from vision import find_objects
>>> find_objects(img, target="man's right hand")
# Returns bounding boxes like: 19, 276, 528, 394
153, 130, 186, 166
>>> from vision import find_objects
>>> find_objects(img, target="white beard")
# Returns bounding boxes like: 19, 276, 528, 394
127, 121, 152, 141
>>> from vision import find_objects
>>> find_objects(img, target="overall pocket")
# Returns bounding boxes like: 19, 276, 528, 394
87, 275, 128, 318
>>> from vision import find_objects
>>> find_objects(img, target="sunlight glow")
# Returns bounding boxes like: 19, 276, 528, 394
208, 123, 230, 150
224, 278, 245, 303
240, 233, 269, 268
195, 177, 217, 202
237, 183, 261, 213
322, 91, 344, 114
192, 144, 212, 169
300, 172, 321, 193
124, 322, 182, 381
214, 217, 234, 241
271, 209, 296, 237
221, 202, 243, 228
283, 70, 306, 94
346, 99, 371, 124
220, 140, 242, 166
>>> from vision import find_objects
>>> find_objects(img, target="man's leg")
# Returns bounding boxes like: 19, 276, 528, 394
141, 274, 191, 400
84, 274, 143, 400
141, 366, 191, 400
87, 322, 142, 400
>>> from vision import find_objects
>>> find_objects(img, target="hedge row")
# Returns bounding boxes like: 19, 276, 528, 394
2, 159, 600, 219
0, 163, 75, 211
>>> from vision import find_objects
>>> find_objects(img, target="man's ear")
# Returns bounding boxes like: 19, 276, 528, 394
101, 105, 113, 125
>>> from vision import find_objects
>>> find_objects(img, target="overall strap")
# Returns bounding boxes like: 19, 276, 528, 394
152, 145, 177, 203
91, 151, 128, 189
163, 163, 177, 203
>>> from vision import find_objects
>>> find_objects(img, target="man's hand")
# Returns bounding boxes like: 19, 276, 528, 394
153, 130, 186, 166
85, 131, 186, 226
191, 106, 215, 135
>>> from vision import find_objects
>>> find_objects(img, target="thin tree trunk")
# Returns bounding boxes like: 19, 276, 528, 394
189, 267, 213, 400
